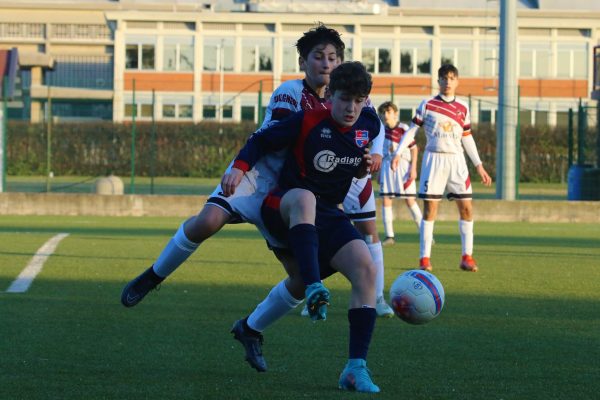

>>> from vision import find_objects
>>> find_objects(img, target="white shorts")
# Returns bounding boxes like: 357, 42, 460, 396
418, 151, 472, 201
379, 157, 417, 199
207, 151, 286, 248
342, 176, 377, 221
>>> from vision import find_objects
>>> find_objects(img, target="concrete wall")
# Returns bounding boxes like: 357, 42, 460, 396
1, 192, 599, 223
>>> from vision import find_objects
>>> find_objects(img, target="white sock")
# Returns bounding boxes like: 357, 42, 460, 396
420, 220, 435, 259
153, 223, 199, 278
408, 202, 423, 232
367, 242, 385, 299
247, 280, 302, 332
459, 219, 474, 256
382, 206, 394, 238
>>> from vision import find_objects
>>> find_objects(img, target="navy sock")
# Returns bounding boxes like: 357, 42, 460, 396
348, 307, 377, 360
288, 224, 320, 285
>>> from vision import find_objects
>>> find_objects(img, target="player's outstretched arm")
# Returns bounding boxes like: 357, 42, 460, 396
476, 164, 492, 186
221, 167, 245, 197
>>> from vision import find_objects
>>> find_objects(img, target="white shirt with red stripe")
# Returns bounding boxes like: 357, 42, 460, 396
413, 95, 471, 154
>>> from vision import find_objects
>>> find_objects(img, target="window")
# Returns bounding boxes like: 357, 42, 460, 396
124, 102, 152, 118
162, 97, 193, 119
222, 105, 233, 119
519, 109, 533, 126
400, 41, 431, 75
362, 40, 392, 74
440, 41, 472, 76
203, 37, 234, 71
282, 39, 299, 73
557, 43, 587, 78
241, 105, 255, 121
399, 108, 413, 123
344, 38, 353, 61
242, 38, 273, 72
535, 110, 549, 127
479, 109, 492, 124
519, 43, 551, 78
164, 36, 194, 71
479, 42, 498, 77
125, 36, 156, 70
203, 105, 217, 119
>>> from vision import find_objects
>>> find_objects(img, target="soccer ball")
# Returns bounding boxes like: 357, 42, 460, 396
389, 269, 445, 324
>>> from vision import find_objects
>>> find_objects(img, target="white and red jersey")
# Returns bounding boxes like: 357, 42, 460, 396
260, 79, 328, 128
413, 95, 471, 154
383, 122, 414, 161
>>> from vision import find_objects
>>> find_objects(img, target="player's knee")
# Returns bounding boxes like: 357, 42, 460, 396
185, 207, 229, 242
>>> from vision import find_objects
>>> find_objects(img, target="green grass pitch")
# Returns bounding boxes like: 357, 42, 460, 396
1, 215, 599, 399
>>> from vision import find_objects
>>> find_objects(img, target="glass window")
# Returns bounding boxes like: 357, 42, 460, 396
344, 38, 353, 62
479, 42, 498, 77
242, 38, 273, 72
520, 43, 551, 78
124, 104, 134, 117
241, 105, 255, 121
164, 37, 195, 72
440, 41, 472, 76
400, 41, 431, 75
556, 111, 570, 127
519, 110, 532, 126
203, 105, 216, 119
282, 39, 298, 73
535, 110, 548, 126
141, 45, 155, 70
558, 43, 587, 78
163, 104, 176, 118
399, 108, 413, 122
204, 37, 234, 72
362, 40, 392, 74
362, 48, 375, 72
126, 44, 138, 69
480, 110, 492, 123
164, 44, 177, 71
179, 105, 192, 118
141, 104, 153, 117
222, 105, 233, 119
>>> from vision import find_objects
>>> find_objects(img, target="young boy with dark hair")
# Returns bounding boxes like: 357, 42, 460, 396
223, 61, 382, 393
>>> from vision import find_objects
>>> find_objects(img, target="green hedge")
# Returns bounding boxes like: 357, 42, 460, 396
6, 120, 594, 182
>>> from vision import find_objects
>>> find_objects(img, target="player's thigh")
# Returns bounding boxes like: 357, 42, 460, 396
419, 152, 449, 201
446, 155, 473, 201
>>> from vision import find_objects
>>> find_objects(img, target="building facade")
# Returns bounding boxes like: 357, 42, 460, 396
1, 0, 599, 126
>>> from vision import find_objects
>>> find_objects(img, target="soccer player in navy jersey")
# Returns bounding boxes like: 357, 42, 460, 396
222, 61, 381, 393
392, 64, 492, 272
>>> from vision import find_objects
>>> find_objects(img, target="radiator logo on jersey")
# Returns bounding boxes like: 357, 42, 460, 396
313, 150, 362, 172
354, 130, 369, 147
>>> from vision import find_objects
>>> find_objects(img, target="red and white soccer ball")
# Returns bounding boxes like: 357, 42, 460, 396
389, 269, 445, 325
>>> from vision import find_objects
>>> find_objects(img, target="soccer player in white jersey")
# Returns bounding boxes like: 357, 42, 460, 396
377, 101, 423, 247
392, 64, 492, 272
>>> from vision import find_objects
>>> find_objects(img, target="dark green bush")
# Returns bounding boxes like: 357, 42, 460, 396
6, 120, 594, 182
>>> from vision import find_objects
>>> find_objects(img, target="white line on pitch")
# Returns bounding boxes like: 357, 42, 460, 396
6, 233, 70, 293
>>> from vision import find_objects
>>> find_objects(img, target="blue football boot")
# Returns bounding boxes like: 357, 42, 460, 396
338, 359, 380, 393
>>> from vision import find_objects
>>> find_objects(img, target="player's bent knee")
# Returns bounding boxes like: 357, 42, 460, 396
185, 206, 230, 242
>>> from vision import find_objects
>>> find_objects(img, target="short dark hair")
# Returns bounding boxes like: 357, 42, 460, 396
329, 61, 372, 98
377, 101, 398, 114
438, 63, 459, 79
296, 22, 345, 61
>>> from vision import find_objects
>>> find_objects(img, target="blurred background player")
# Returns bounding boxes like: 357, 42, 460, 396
392, 64, 492, 272
377, 101, 423, 246
223, 61, 381, 393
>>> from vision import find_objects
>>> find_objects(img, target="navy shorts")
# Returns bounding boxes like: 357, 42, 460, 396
262, 188, 362, 280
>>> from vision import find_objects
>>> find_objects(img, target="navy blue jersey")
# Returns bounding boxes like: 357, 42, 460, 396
233, 107, 381, 205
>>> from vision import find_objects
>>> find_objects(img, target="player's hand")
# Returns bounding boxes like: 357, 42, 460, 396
477, 164, 492, 186
220, 167, 244, 197
391, 155, 401, 171
356, 148, 372, 178
370, 153, 382, 173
